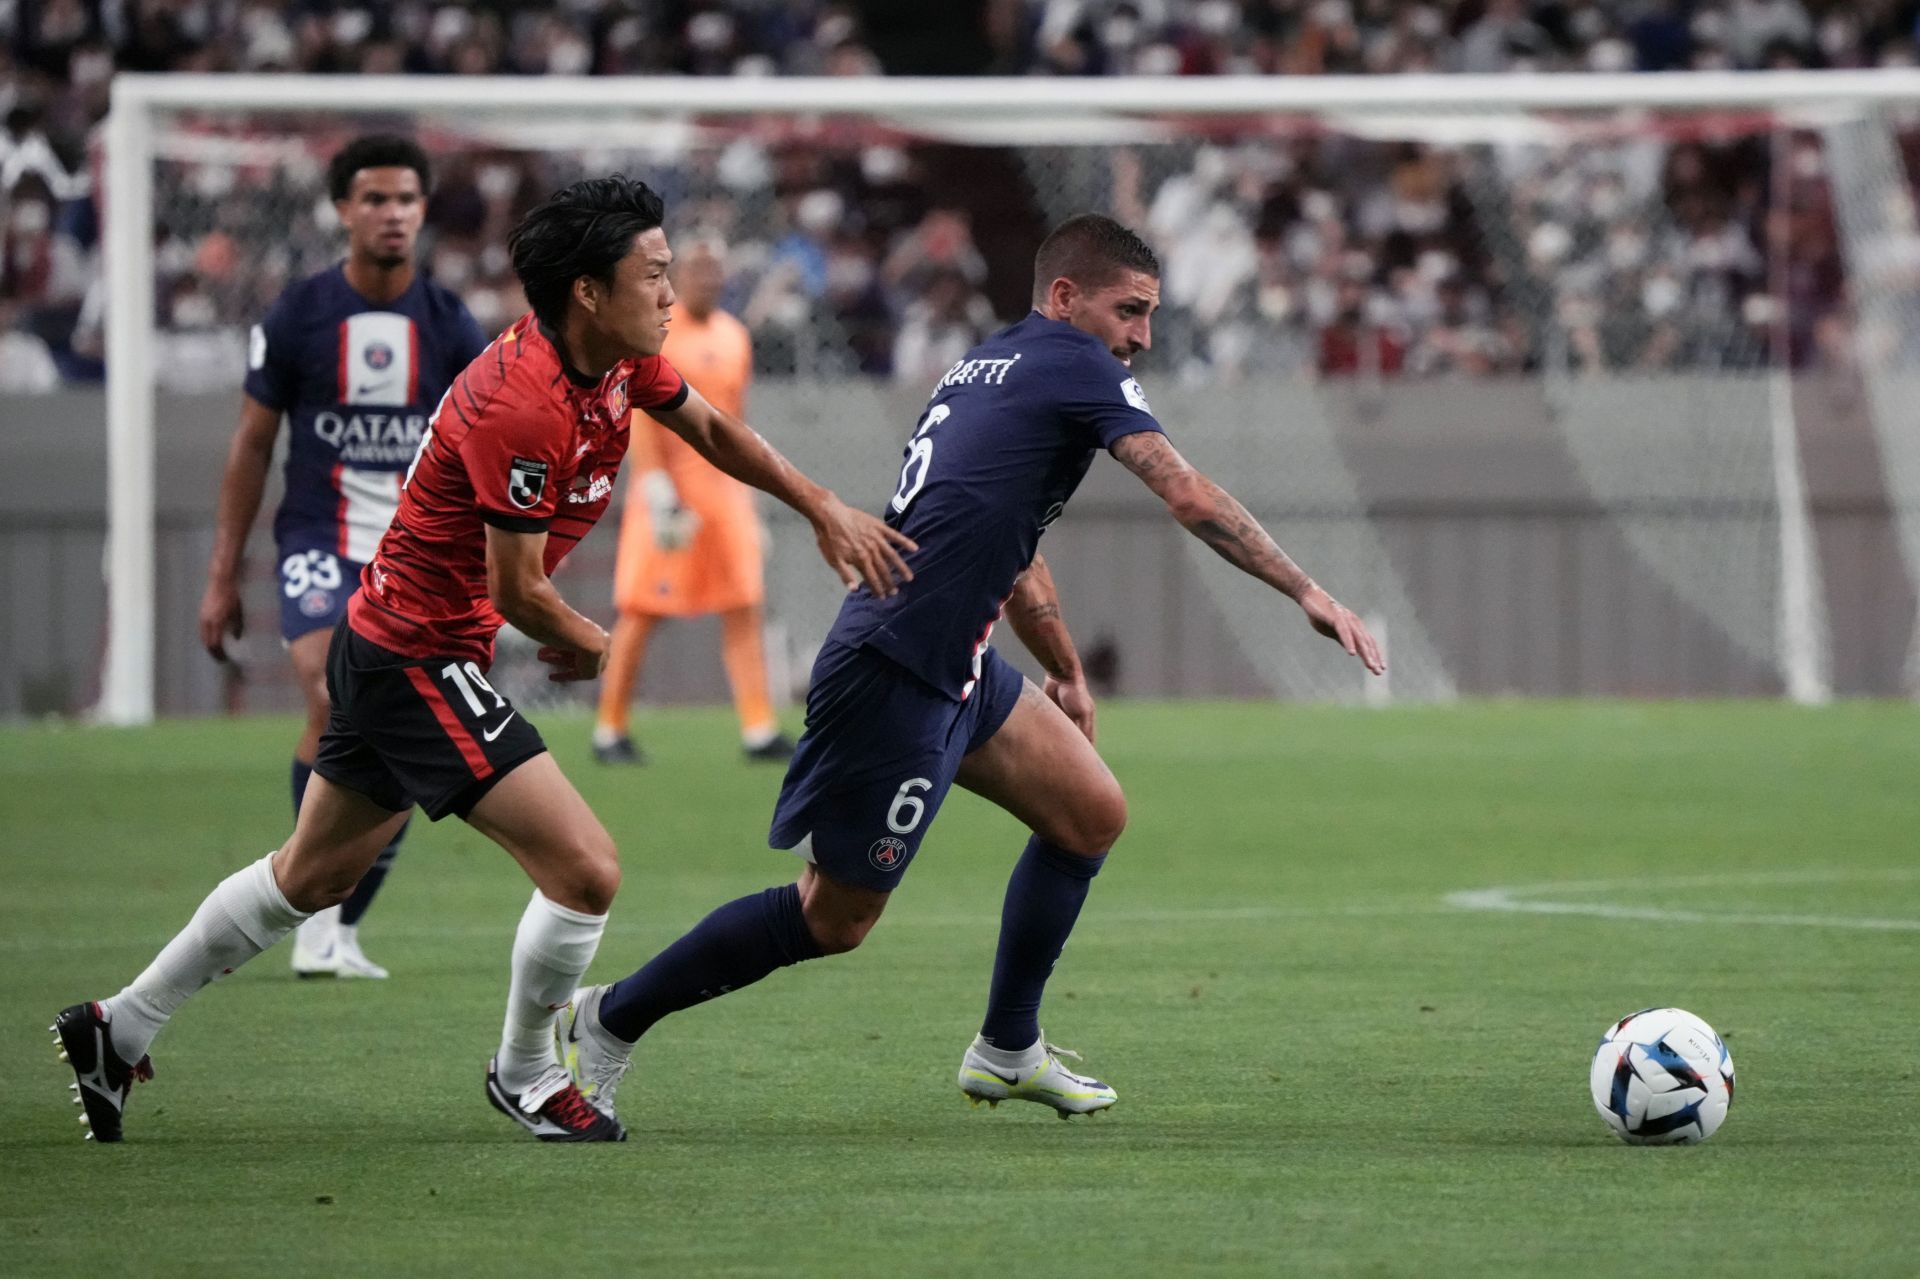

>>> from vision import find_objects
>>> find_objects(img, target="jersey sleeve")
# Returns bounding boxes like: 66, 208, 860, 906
1057, 345, 1167, 447
242, 295, 299, 411
628, 356, 690, 413
459, 391, 570, 533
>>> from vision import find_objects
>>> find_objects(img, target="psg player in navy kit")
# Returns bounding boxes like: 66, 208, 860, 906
197, 136, 488, 980
557, 214, 1386, 1122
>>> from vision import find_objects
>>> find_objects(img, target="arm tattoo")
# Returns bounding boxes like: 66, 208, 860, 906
1190, 495, 1313, 598
1111, 431, 1179, 483
1006, 555, 1081, 680
1112, 432, 1315, 599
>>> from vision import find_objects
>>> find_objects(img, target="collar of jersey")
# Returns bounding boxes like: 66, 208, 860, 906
536, 319, 616, 390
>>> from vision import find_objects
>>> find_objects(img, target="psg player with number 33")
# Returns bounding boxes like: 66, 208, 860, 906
198, 135, 490, 981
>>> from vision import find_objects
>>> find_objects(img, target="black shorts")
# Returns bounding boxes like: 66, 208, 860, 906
314, 620, 547, 821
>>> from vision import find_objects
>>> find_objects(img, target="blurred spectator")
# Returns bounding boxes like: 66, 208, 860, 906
7, 0, 1920, 390
892, 265, 997, 384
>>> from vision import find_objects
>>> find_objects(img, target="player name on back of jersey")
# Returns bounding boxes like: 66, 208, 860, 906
935, 353, 1022, 390
310, 410, 429, 466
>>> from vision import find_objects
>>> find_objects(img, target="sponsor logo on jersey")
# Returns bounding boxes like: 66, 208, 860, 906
508, 457, 550, 510
311, 411, 428, 464
568, 472, 614, 505
868, 837, 909, 872
1120, 377, 1151, 412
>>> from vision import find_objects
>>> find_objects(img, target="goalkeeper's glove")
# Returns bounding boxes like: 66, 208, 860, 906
639, 470, 700, 551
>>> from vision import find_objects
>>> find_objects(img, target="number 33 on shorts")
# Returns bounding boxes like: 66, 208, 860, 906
279, 548, 355, 638
282, 549, 344, 597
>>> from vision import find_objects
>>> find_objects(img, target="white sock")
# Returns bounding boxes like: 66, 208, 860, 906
103, 854, 307, 1063
970, 1032, 1046, 1072
297, 904, 339, 942
498, 891, 608, 1095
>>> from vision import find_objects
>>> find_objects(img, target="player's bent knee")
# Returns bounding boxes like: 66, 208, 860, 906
1049, 782, 1127, 856
558, 830, 621, 915
1091, 786, 1128, 851
274, 850, 363, 912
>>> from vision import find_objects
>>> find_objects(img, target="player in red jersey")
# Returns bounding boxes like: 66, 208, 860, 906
51, 176, 914, 1145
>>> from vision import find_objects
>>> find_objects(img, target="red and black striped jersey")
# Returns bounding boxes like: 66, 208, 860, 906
347, 311, 688, 665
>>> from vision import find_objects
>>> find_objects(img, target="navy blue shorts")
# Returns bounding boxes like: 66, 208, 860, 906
768, 642, 1025, 892
278, 545, 363, 643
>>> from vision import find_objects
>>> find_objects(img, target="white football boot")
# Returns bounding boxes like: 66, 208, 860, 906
329, 926, 390, 979
289, 906, 341, 977
957, 1033, 1118, 1118
555, 984, 635, 1124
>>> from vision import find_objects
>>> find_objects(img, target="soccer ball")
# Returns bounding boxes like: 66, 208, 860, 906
1589, 1007, 1735, 1145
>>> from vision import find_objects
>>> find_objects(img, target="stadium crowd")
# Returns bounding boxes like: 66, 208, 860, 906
5, 1, 1918, 388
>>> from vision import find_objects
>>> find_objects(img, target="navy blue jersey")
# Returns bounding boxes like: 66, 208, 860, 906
826, 311, 1166, 700
245, 264, 488, 562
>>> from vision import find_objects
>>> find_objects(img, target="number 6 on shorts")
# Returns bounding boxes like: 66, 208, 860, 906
887, 778, 932, 834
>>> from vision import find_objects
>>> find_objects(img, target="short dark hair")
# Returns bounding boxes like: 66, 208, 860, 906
327, 134, 432, 202
1032, 213, 1159, 305
508, 175, 668, 330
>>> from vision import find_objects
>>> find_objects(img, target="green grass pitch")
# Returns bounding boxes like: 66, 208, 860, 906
2, 702, 1916, 1277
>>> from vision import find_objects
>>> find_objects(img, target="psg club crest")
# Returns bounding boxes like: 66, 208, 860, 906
605, 378, 629, 421
868, 837, 908, 873
298, 588, 334, 619
507, 456, 550, 510
364, 341, 394, 371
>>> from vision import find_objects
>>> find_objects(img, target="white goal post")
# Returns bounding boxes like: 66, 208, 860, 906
100, 69, 1920, 723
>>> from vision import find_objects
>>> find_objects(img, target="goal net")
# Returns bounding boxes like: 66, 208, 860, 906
100, 73, 1920, 721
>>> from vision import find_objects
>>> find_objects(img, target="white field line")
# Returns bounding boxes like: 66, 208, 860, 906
1445, 869, 1920, 932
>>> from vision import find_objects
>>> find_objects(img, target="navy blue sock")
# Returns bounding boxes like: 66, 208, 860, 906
339, 823, 406, 926
597, 883, 823, 1043
291, 758, 314, 817
979, 837, 1107, 1051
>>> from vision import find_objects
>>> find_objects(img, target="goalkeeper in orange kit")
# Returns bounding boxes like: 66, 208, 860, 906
594, 238, 794, 763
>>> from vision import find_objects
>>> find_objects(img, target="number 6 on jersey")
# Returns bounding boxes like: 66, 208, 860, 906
890, 404, 950, 515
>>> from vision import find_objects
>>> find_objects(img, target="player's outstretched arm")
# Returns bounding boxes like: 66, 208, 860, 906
198, 395, 282, 661
1110, 431, 1385, 675
1006, 554, 1097, 742
648, 387, 917, 597
483, 524, 609, 682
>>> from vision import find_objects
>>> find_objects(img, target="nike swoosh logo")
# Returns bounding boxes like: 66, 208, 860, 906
482, 713, 517, 742
970, 1064, 1020, 1086
354, 383, 390, 397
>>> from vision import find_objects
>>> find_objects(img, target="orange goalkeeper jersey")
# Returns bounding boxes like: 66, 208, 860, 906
614, 307, 762, 616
